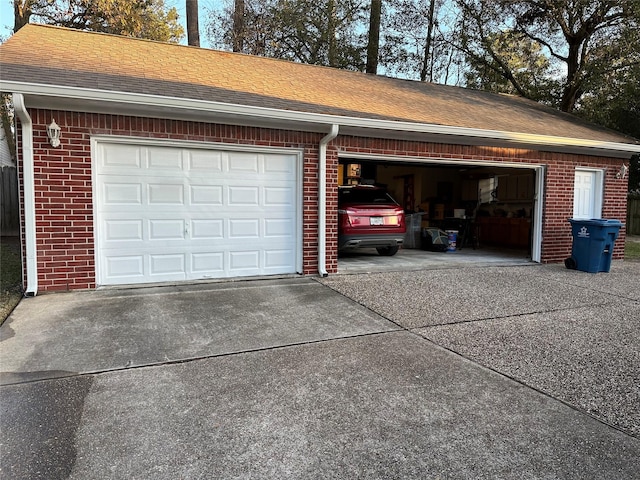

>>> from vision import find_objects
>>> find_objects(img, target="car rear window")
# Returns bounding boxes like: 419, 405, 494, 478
339, 188, 396, 204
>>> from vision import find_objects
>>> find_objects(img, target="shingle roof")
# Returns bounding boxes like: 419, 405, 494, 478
0, 23, 636, 146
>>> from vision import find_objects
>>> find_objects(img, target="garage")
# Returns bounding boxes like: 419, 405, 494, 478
94, 139, 302, 286
3, 25, 637, 293
337, 155, 543, 265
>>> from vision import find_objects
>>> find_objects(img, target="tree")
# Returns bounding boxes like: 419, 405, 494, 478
577, 62, 640, 139
186, 0, 200, 46
27, 0, 184, 43
366, 0, 381, 74
453, 0, 640, 112
232, 0, 245, 52
462, 30, 554, 101
378, 0, 464, 83
630, 155, 640, 195
420, 0, 436, 81
13, 0, 34, 32
2, 0, 185, 162
511, 1, 640, 112
0, 95, 15, 163
207, 0, 366, 69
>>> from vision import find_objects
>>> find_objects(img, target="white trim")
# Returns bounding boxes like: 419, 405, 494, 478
531, 166, 545, 263
3, 80, 639, 157
318, 125, 339, 277
91, 135, 304, 284
339, 151, 545, 169
12, 94, 37, 295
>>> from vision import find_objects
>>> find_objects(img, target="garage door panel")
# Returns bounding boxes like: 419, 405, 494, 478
96, 143, 300, 285
104, 220, 143, 242
264, 249, 295, 269
229, 186, 259, 205
105, 255, 144, 278
102, 182, 143, 205
228, 152, 259, 173
191, 252, 224, 273
149, 220, 186, 240
265, 187, 294, 206
188, 150, 223, 172
190, 185, 223, 205
229, 219, 260, 238
191, 219, 224, 239
148, 184, 184, 205
147, 147, 183, 170
265, 218, 294, 237
101, 144, 142, 170
229, 250, 260, 271
265, 156, 296, 174
149, 254, 185, 275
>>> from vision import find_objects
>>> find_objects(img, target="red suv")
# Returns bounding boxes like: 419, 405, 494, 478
338, 185, 406, 256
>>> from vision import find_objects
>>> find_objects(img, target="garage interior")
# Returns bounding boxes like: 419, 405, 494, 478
338, 159, 536, 271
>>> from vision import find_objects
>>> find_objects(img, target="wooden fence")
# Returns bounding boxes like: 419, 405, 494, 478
628, 197, 640, 235
1, 166, 19, 235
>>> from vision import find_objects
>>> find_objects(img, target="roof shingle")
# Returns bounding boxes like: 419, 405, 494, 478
0, 23, 636, 145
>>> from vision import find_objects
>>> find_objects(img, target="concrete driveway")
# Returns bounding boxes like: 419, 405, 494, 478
1, 265, 639, 479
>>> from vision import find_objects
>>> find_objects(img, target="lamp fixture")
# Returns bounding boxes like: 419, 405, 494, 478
46, 119, 61, 148
616, 163, 629, 179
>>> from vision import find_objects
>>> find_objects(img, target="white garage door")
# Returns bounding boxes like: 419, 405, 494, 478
94, 141, 301, 286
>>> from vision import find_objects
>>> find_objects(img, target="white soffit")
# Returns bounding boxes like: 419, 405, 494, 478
3, 80, 639, 159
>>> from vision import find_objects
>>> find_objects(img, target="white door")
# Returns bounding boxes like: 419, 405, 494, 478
573, 169, 603, 219
94, 141, 300, 286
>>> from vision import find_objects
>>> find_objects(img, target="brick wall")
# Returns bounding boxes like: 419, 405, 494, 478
337, 137, 627, 263
22, 109, 326, 291
18, 109, 628, 291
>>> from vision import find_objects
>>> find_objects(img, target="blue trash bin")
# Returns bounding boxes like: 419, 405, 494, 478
566, 219, 622, 273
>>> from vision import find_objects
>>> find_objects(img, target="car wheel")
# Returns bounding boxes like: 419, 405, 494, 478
376, 246, 399, 256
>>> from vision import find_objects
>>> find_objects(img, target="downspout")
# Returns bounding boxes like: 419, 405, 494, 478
318, 124, 339, 277
13, 94, 37, 296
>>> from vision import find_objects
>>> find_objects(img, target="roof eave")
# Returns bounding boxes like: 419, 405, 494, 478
3, 81, 639, 159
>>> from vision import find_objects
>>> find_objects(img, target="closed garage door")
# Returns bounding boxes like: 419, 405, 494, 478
94, 141, 301, 286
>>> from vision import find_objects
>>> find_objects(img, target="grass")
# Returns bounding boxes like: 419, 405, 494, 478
1, 241, 22, 324
625, 239, 640, 260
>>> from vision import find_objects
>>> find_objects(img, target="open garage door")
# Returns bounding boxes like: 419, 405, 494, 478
338, 155, 543, 263
94, 139, 302, 286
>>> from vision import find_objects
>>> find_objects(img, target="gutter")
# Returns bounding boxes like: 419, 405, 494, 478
12, 94, 37, 296
3, 81, 640, 158
318, 124, 339, 277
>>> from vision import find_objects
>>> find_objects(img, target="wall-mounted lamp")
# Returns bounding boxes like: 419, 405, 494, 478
616, 163, 629, 180
46, 119, 61, 148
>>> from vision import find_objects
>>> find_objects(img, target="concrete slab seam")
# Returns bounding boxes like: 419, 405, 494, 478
411, 327, 640, 441
0, 329, 404, 388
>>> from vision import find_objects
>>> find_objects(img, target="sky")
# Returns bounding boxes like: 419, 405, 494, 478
0, 0, 223, 45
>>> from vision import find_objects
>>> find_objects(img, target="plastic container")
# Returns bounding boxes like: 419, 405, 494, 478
446, 230, 458, 252
404, 213, 424, 249
565, 219, 622, 273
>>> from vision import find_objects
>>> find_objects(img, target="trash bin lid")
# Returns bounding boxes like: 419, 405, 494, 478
568, 218, 623, 227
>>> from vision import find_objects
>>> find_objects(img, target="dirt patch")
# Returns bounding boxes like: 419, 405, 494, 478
1, 239, 22, 324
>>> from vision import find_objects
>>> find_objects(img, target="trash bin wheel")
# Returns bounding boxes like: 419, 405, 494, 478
564, 257, 577, 270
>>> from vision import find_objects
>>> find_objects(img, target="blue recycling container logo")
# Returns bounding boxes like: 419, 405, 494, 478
577, 226, 590, 238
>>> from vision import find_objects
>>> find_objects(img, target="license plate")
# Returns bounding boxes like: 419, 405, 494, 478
370, 217, 383, 226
